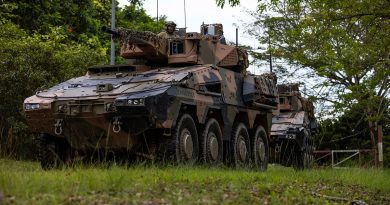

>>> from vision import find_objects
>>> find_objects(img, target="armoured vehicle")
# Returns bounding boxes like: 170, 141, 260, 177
269, 84, 318, 169
24, 24, 278, 170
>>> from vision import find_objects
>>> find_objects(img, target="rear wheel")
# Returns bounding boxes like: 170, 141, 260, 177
232, 123, 250, 168
251, 126, 269, 171
201, 118, 223, 165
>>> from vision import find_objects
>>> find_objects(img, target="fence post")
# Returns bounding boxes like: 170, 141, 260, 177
378, 124, 383, 168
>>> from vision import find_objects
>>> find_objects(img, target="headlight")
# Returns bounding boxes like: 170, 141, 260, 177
25, 103, 40, 111
58, 104, 68, 113
127, 98, 144, 105
105, 103, 116, 112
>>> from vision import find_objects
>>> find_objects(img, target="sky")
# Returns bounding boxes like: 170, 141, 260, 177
117, 0, 259, 52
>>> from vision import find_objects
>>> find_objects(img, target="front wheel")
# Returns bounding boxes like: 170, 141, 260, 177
37, 134, 70, 170
164, 114, 199, 165
294, 130, 314, 170
251, 126, 269, 171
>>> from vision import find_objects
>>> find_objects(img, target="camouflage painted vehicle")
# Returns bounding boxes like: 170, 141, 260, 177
269, 84, 318, 169
24, 24, 278, 170
24, 29, 159, 169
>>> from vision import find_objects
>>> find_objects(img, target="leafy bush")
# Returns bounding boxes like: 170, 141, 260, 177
0, 21, 106, 159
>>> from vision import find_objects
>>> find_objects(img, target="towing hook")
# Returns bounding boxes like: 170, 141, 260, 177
54, 119, 63, 135
112, 117, 122, 133
275, 144, 281, 153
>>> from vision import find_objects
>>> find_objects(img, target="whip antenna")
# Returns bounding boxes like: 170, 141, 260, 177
110, 0, 115, 65
184, 0, 187, 29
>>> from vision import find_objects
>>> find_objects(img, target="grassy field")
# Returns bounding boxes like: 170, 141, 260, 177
0, 159, 389, 204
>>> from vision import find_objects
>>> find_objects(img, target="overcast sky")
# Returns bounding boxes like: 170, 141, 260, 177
117, 0, 259, 48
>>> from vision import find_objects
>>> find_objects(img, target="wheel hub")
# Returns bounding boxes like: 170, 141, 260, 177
182, 128, 193, 159
238, 136, 247, 162
257, 138, 266, 161
208, 133, 218, 161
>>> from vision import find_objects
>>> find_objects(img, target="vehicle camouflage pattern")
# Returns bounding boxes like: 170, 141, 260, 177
24, 23, 279, 170
269, 84, 318, 169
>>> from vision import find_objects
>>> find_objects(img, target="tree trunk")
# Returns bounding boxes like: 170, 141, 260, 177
368, 121, 376, 149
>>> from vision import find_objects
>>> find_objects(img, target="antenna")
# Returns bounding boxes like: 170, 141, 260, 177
235, 28, 238, 47
110, 0, 115, 65
268, 27, 273, 72
157, 0, 159, 24
184, 0, 187, 29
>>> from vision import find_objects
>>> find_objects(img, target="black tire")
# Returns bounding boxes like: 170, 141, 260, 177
294, 130, 313, 170
251, 126, 269, 171
231, 123, 251, 168
158, 114, 199, 165
37, 134, 63, 170
200, 118, 223, 165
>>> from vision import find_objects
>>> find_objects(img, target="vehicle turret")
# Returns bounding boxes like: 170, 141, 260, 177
277, 84, 315, 118
103, 26, 249, 71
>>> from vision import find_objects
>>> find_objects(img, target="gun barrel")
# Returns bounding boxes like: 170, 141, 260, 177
101, 26, 120, 36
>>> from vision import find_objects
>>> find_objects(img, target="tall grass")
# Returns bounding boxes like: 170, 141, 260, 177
0, 122, 36, 160
0, 159, 389, 204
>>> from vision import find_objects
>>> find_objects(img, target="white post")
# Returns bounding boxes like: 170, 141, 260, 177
184, 0, 187, 29
378, 124, 383, 168
331, 150, 334, 168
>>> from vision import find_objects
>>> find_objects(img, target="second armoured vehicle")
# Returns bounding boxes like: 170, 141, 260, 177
24, 23, 278, 170
269, 83, 318, 169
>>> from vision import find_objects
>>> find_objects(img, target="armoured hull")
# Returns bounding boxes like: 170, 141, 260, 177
24, 65, 145, 152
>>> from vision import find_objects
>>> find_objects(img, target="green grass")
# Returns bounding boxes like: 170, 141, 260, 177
0, 159, 389, 204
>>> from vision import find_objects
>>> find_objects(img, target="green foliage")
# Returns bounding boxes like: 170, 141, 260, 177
1, 0, 111, 41
227, 0, 390, 154
0, 0, 163, 159
384, 134, 390, 168
0, 160, 389, 204
117, 3, 166, 32
317, 118, 371, 151
216, 0, 241, 8
274, 0, 387, 117
0, 21, 106, 158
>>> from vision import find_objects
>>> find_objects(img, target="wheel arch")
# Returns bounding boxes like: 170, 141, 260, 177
233, 111, 250, 128
204, 107, 224, 130
171, 102, 198, 129
253, 112, 272, 141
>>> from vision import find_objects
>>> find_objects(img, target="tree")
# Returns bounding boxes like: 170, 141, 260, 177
0, 20, 107, 158
0, 0, 164, 158
217, 0, 389, 165
117, 3, 165, 33
1, 0, 111, 39
215, 0, 240, 8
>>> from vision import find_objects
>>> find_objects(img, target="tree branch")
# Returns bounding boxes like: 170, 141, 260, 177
332, 13, 390, 21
